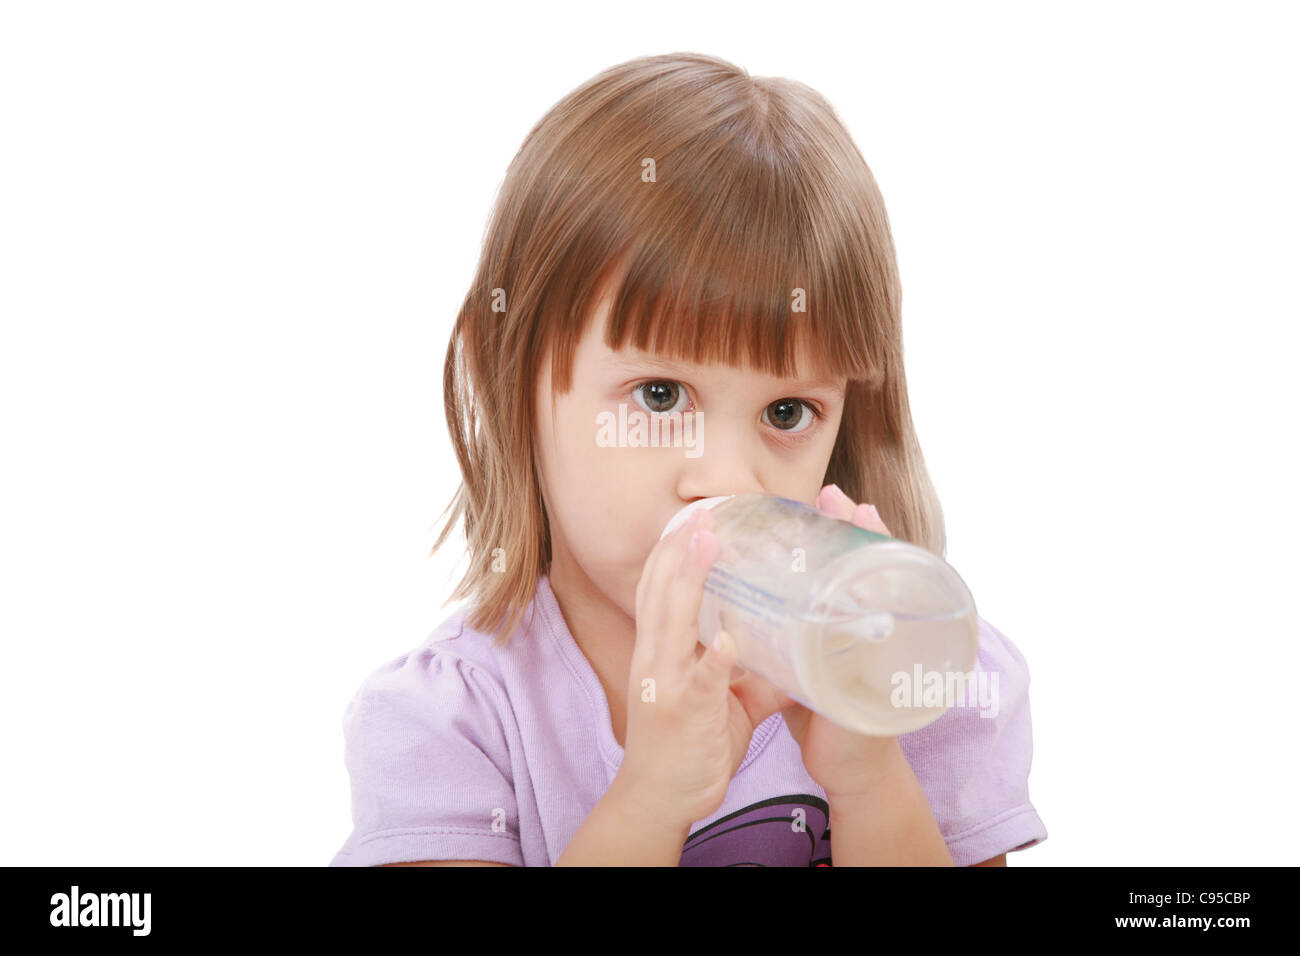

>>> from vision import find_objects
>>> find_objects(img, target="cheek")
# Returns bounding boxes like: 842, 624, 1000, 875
557, 481, 658, 618
546, 406, 665, 581
765, 424, 842, 502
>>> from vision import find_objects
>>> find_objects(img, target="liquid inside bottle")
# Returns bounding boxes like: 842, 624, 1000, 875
664, 493, 980, 735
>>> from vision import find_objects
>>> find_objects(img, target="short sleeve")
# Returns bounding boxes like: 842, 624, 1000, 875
899, 616, 1048, 866
328, 643, 524, 867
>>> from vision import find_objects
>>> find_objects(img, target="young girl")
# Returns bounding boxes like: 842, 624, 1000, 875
329, 52, 1047, 867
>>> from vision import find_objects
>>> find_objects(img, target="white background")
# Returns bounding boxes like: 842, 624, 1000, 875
2, 0, 1296, 866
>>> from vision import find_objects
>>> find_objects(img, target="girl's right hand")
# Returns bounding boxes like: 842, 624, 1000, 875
613, 508, 789, 831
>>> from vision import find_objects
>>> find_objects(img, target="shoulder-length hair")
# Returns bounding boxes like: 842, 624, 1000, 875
434, 52, 947, 645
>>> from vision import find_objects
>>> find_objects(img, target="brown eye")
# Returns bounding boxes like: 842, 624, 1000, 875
763, 399, 815, 433
633, 381, 687, 414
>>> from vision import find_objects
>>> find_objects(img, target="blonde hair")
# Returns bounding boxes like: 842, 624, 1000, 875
434, 52, 947, 645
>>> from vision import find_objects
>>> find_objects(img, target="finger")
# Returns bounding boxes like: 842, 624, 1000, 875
728, 671, 797, 727
849, 501, 893, 537
689, 627, 738, 700
817, 484, 892, 537
635, 510, 707, 659
656, 509, 720, 665
816, 483, 856, 521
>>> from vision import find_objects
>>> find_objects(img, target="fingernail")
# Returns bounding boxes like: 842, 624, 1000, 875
830, 484, 853, 505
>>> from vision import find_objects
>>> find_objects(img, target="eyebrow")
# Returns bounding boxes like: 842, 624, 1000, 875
609, 354, 845, 396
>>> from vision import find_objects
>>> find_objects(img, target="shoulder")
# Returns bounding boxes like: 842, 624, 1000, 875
973, 614, 1031, 686
331, 607, 532, 867
899, 614, 1047, 864
335, 605, 528, 815
341, 606, 514, 740
900, 614, 1034, 753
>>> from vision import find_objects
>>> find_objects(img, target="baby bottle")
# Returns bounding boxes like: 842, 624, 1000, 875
660, 493, 980, 735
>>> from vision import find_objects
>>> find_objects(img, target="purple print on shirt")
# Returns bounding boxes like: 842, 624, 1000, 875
679, 794, 833, 866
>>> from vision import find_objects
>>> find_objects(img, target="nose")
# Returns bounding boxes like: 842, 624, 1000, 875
672, 415, 763, 504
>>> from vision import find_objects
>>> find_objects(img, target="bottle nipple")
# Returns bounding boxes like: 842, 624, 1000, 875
823, 610, 895, 654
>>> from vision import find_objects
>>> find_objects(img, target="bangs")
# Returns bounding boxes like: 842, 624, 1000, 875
535, 79, 897, 398
599, 224, 883, 388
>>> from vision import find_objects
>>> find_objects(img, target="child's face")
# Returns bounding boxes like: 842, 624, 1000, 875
533, 289, 847, 623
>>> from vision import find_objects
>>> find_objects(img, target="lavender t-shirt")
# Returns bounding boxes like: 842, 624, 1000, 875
328, 574, 1047, 866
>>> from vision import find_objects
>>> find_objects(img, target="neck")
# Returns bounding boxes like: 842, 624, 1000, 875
546, 539, 636, 660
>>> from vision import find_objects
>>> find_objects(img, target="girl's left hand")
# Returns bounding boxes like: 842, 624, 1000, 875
729, 483, 911, 798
